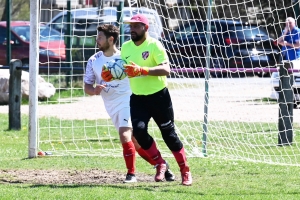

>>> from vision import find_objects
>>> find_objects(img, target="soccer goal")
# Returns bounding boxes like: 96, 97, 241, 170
28, 0, 300, 166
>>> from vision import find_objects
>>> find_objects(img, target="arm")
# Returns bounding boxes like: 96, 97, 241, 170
277, 28, 288, 44
281, 40, 300, 48
278, 29, 300, 49
84, 58, 106, 95
124, 61, 170, 77
145, 62, 170, 76
84, 83, 105, 96
277, 33, 287, 44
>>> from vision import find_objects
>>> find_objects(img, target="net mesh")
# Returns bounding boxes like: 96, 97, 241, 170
34, 0, 300, 166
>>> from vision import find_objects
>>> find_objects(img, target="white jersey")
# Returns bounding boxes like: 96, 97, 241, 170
84, 51, 131, 116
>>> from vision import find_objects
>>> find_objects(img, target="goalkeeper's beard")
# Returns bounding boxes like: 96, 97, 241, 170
131, 31, 145, 42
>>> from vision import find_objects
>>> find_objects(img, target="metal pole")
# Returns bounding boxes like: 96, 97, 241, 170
28, 0, 39, 158
202, 0, 212, 156
117, 1, 124, 47
278, 61, 293, 146
66, 0, 72, 87
6, 0, 11, 66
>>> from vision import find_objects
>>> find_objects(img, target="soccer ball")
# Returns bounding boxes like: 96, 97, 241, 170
106, 58, 127, 80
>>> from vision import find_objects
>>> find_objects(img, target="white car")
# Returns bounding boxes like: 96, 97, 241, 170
270, 71, 300, 108
47, 6, 164, 40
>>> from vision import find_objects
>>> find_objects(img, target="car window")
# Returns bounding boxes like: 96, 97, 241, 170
40, 26, 63, 41
74, 9, 98, 17
51, 15, 68, 32
75, 18, 102, 30
11, 26, 30, 41
103, 8, 117, 16
0, 27, 6, 44
174, 22, 199, 39
11, 26, 63, 42
228, 25, 268, 37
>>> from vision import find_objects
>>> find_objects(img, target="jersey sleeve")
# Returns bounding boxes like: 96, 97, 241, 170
153, 40, 169, 65
84, 58, 95, 85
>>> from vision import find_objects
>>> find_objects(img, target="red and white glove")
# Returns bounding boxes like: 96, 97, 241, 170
101, 65, 113, 82
124, 62, 149, 78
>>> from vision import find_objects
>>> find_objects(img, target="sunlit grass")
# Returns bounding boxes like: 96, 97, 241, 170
1, 113, 300, 199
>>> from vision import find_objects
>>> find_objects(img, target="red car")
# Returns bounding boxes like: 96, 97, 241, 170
0, 21, 66, 73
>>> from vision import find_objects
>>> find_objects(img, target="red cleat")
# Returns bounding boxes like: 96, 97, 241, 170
154, 163, 167, 182
181, 166, 192, 186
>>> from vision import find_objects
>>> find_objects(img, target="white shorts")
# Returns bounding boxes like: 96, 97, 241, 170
111, 107, 132, 130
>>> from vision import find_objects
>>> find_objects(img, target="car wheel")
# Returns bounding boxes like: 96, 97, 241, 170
294, 100, 298, 109
210, 57, 226, 78
255, 71, 270, 78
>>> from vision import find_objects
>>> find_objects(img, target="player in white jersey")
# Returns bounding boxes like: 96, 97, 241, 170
84, 24, 175, 183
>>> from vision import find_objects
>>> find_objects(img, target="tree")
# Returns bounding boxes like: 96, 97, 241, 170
0, 0, 29, 21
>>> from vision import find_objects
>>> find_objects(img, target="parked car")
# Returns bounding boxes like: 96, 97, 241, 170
47, 8, 162, 67
0, 21, 66, 73
70, 13, 159, 41
63, 15, 119, 67
161, 19, 280, 77
47, 6, 164, 40
121, 7, 164, 39
270, 71, 300, 108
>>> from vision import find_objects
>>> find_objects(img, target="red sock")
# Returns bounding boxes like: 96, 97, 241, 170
136, 147, 156, 165
122, 141, 136, 175
144, 141, 165, 165
172, 147, 188, 172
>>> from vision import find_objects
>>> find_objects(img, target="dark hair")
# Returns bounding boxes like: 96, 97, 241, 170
97, 24, 119, 44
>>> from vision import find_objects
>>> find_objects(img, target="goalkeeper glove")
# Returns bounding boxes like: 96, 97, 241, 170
124, 62, 149, 78
101, 65, 113, 82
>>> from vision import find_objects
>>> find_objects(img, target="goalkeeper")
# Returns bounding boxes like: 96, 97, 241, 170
119, 14, 192, 186
84, 24, 175, 183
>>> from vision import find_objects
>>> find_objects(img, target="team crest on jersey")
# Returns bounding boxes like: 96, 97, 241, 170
142, 51, 149, 60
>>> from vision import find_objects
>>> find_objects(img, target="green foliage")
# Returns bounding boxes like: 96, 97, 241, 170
0, 0, 30, 21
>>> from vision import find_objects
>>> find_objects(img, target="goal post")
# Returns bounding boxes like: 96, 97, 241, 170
28, 0, 39, 158
28, 0, 300, 166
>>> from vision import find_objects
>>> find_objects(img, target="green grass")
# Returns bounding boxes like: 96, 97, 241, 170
1, 114, 300, 199
246, 98, 278, 104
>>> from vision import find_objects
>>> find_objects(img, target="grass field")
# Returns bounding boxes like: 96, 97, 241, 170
2, 76, 300, 199
0, 114, 300, 200
1, 113, 300, 199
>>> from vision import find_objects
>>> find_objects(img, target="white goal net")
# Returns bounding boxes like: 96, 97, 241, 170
30, 0, 300, 166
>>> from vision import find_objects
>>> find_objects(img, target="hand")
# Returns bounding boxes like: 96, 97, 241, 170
280, 41, 288, 46
278, 40, 285, 46
284, 26, 289, 34
93, 84, 106, 95
101, 65, 113, 82
124, 62, 149, 77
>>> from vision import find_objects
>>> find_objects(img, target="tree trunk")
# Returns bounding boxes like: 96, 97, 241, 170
1, 0, 7, 21
92, 0, 97, 7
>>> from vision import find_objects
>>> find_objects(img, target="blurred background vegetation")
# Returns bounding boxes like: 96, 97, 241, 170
0, 0, 29, 21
